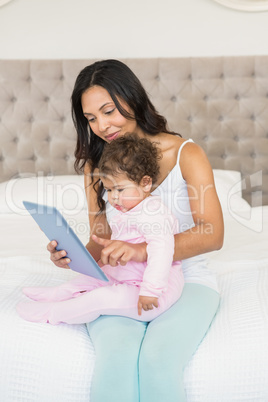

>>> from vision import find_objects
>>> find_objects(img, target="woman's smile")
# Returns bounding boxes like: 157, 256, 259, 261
105, 131, 120, 142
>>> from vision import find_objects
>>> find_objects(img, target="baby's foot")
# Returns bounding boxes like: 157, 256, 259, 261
23, 286, 76, 302
16, 301, 53, 324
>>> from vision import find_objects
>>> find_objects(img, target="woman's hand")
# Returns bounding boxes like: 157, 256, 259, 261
92, 235, 147, 266
47, 240, 71, 269
138, 296, 159, 316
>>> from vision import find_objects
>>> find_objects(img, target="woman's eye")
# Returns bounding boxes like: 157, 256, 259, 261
117, 189, 124, 193
105, 108, 115, 115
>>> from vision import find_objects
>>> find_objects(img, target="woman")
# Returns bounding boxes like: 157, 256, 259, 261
48, 59, 224, 401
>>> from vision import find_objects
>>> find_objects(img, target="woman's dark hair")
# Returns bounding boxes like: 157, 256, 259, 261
97, 133, 161, 212
71, 59, 178, 176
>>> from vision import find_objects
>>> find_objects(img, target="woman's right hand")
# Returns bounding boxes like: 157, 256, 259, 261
47, 240, 71, 269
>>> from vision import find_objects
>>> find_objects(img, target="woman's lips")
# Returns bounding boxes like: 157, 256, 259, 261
106, 132, 119, 141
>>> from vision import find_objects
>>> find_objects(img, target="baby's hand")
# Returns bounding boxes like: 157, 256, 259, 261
92, 234, 147, 266
138, 296, 159, 316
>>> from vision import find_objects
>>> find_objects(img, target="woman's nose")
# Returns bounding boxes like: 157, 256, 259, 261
98, 116, 110, 133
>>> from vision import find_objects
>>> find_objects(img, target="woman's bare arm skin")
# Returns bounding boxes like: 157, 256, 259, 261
84, 163, 112, 262
173, 142, 224, 261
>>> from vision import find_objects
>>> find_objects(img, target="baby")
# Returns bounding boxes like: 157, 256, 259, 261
17, 133, 184, 324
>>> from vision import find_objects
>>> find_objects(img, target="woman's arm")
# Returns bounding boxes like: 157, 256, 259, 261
84, 163, 112, 262
173, 142, 224, 261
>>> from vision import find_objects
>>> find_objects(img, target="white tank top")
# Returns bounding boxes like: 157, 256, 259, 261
104, 139, 218, 292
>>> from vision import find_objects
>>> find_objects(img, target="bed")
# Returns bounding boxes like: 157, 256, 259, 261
0, 57, 268, 401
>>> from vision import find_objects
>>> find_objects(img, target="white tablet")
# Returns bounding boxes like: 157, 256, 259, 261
23, 201, 108, 282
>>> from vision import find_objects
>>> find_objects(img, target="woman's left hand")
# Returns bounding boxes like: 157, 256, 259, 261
92, 234, 147, 266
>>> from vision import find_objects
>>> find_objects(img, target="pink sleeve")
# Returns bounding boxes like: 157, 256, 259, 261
138, 198, 179, 298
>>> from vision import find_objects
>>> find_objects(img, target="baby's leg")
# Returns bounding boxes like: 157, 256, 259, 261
18, 272, 184, 325
17, 283, 140, 324
23, 274, 109, 302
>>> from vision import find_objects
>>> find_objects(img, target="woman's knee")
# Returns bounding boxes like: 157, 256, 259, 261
87, 316, 147, 360
139, 334, 184, 374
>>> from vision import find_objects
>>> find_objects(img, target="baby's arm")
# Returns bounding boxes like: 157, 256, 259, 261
137, 198, 179, 305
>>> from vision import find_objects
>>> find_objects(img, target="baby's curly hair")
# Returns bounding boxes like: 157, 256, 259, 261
96, 133, 162, 213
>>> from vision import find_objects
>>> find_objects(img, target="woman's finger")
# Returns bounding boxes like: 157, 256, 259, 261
47, 240, 58, 252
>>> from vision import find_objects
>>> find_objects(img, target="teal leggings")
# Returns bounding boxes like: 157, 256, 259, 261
86, 283, 220, 402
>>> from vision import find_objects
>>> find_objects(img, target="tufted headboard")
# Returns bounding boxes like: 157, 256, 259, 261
0, 57, 268, 205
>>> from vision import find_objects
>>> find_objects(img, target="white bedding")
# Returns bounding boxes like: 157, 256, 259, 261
0, 172, 268, 401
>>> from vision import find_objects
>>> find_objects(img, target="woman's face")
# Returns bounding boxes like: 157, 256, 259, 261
81, 85, 141, 143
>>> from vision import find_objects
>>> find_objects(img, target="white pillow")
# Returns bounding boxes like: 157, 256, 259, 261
213, 169, 250, 214
0, 174, 87, 215
0, 170, 250, 217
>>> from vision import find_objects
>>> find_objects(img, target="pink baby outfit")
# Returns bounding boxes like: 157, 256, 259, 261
17, 196, 184, 325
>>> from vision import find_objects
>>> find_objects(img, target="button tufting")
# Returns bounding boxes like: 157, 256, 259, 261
203, 95, 209, 101
218, 116, 224, 122
188, 74, 192, 80
64, 154, 70, 161
44, 96, 50, 102
27, 76, 32, 82
221, 153, 227, 159
251, 115, 256, 121
28, 116, 34, 123
155, 75, 160, 81
11, 97, 17, 103
60, 75, 64, 81
60, 116, 66, 122
188, 116, 193, 122
0, 155, 4, 162
31, 155, 37, 161
234, 135, 240, 142
251, 152, 257, 159
46, 136, 51, 142
171, 96, 177, 102
203, 135, 209, 141
235, 94, 240, 101
13, 137, 19, 143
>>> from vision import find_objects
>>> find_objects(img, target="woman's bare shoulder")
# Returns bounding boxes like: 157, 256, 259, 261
180, 140, 209, 164
179, 140, 214, 182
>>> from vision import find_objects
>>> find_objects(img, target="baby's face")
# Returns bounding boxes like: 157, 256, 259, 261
101, 173, 148, 213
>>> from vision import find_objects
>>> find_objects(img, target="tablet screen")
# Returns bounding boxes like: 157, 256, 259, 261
23, 201, 108, 281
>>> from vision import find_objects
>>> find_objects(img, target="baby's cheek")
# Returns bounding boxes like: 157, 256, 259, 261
122, 199, 137, 210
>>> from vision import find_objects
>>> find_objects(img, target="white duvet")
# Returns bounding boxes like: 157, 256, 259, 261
0, 172, 268, 401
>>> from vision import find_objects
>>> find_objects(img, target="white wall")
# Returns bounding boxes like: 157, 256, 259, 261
0, 0, 268, 59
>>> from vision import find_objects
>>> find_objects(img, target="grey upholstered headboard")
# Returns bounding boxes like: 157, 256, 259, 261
0, 57, 267, 205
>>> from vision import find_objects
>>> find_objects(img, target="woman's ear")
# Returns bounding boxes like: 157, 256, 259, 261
140, 175, 153, 193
